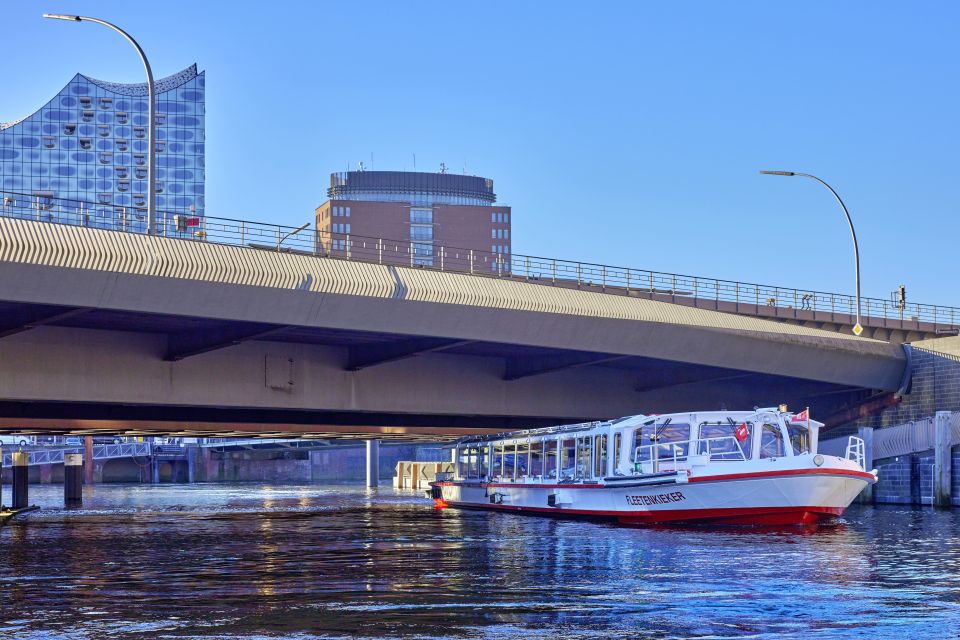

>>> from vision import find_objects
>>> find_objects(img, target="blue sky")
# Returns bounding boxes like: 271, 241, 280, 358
2, 1, 958, 305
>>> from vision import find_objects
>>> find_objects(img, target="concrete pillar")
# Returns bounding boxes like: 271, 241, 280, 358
366, 439, 380, 488
64, 453, 83, 507
83, 436, 94, 485
934, 411, 952, 508
151, 458, 160, 484
39, 464, 52, 484
856, 426, 874, 504
12, 451, 28, 510
187, 447, 196, 484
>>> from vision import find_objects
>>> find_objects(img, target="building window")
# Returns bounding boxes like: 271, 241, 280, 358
345, 207, 350, 217
491, 212, 497, 223
491, 229, 497, 239
410, 224, 433, 241
411, 208, 432, 223
504, 229, 509, 239
412, 242, 433, 257
492, 245, 497, 254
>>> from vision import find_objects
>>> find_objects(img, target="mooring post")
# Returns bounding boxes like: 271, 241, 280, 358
12, 451, 28, 510
366, 439, 380, 488
934, 411, 952, 508
64, 453, 83, 507
856, 426, 874, 504
83, 436, 94, 486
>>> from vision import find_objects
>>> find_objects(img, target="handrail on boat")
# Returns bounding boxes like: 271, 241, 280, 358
845, 436, 866, 469
634, 435, 747, 474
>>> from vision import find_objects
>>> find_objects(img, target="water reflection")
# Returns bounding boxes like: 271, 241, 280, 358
0, 484, 959, 639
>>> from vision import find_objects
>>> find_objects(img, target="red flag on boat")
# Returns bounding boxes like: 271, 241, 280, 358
735, 422, 749, 442
792, 408, 809, 423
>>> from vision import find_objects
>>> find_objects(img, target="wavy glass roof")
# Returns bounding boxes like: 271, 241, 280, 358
1, 64, 198, 130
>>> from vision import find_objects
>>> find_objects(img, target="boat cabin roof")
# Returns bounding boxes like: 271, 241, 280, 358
456, 408, 822, 447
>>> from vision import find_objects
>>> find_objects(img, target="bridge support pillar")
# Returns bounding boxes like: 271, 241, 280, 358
39, 464, 52, 484
83, 436, 94, 485
856, 426, 874, 504
187, 447, 204, 483
366, 439, 380, 488
151, 458, 160, 484
934, 411, 952, 508
64, 453, 83, 508
12, 451, 28, 510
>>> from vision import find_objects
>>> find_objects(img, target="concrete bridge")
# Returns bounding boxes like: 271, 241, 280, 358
0, 216, 915, 439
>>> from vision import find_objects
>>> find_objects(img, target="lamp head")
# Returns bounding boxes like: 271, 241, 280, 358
43, 13, 83, 21
759, 170, 796, 177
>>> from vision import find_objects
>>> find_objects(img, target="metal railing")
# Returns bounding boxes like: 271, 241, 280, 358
634, 435, 746, 473
2, 188, 958, 330
818, 412, 960, 461
1, 442, 151, 467
845, 436, 866, 469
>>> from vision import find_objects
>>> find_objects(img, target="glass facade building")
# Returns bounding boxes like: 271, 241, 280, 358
0, 64, 205, 233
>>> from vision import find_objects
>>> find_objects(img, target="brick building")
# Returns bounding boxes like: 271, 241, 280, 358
315, 170, 511, 272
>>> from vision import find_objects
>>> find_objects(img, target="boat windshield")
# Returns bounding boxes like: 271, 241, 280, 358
759, 422, 786, 458
634, 421, 691, 462
698, 422, 751, 460
787, 423, 810, 455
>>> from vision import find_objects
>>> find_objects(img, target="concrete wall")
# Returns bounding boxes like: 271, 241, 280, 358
192, 444, 445, 484
861, 347, 960, 428
871, 445, 960, 507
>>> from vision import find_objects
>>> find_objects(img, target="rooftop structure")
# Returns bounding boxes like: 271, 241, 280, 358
317, 169, 510, 270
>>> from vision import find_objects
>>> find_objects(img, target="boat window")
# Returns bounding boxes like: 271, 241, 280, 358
594, 435, 608, 477
759, 423, 786, 458
576, 436, 593, 480
493, 442, 506, 478
516, 442, 530, 477
560, 438, 576, 481
530, 440, 544, 476
613, 433, 622, 472
457, 446, 485, 479
477, 446, 488, 479
544, 439, 558, 479
698, 422, 751, 460
787, 424, 810, 456
634, 422, 691, 462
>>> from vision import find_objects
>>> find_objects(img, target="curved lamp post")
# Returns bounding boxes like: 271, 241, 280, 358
43, 13, 157, 236
760, 170, 862, 335
277, 223, 310, 251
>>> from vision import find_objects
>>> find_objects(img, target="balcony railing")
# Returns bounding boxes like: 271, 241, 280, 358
0, 188, 957, 331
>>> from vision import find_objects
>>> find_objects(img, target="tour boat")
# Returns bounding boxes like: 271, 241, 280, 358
429, 407, 876, 526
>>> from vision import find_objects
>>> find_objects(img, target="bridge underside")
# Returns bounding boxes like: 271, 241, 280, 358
0, 300, 883, 440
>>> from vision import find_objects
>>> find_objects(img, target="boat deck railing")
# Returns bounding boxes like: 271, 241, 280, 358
634, 435, 747, 474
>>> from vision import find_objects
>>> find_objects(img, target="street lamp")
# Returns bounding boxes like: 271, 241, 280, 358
277, 223, 311, 251
43, 13, 158, 236
760, 170, 862, 335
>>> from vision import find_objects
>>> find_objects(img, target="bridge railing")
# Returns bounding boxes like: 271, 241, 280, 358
0, 442, 151, 467
1, 188, 958, 331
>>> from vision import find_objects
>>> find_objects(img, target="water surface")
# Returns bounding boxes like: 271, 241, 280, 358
1, 484, 959, 639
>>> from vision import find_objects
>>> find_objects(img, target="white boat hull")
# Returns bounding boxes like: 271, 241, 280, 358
434, 467, 874, 526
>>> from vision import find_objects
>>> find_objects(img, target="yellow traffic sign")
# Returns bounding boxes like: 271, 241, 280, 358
853, 323, 864, 336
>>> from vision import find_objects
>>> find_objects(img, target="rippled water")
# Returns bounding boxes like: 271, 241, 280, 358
1, 483, 959, 639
